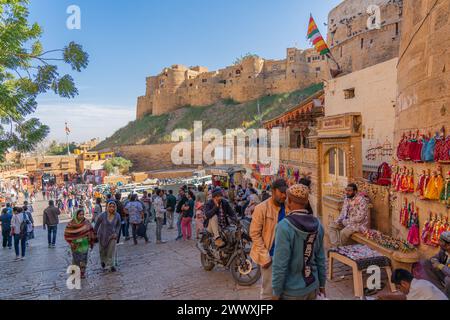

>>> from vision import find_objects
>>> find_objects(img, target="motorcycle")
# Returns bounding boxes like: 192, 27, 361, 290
196, 217, 261, 286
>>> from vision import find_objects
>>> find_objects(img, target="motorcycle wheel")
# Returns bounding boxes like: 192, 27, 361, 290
230, 253, 261, 286
201, 253, 215, 271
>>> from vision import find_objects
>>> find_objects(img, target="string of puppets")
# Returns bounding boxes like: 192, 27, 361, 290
393, 127, 450, 248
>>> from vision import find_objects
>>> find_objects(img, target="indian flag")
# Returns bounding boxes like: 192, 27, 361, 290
307, 14, 330, 56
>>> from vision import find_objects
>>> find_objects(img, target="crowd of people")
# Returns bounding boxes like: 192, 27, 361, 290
0, 179, 448, 300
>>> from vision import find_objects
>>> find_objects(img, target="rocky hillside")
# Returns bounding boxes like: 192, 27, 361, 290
95, 83, 323, 150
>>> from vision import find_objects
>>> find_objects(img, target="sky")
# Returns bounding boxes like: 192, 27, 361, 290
28, 0, 341, 143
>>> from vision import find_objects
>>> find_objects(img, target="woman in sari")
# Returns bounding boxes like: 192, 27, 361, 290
94, 201, 121, 272
64, 209, 96, 279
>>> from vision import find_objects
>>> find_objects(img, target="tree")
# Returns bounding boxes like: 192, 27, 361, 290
46, 140, 77, 155
0, 0, 89, 160
103, 157, 133, 175
234, 52, 259, 65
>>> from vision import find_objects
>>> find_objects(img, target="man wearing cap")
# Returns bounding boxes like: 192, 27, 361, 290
271, 184, 326, 300
204, 187, 237, 248
250, 179, 288, 300
423, 231, 450, 298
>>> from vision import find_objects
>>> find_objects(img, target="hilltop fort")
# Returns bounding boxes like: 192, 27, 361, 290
136, 48, 327, 118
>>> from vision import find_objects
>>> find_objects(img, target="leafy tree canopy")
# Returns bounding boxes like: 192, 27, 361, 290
103, 157, 133, 175
0, 0, 89, 160
46, 140, 77, 155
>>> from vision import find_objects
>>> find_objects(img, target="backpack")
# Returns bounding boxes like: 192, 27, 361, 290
19, 214, 30, 239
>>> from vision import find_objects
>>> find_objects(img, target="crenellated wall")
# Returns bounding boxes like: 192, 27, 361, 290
136, 48, 328, 118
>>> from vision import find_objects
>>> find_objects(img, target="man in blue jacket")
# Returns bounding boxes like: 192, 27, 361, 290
1, 203, 13, 249
272, 184, 326, 300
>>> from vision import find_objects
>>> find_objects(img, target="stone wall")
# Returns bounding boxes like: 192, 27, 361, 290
325, 58, 398, 174
327, 0, 403, 74
394, 0, 450, 258
136, 48, 328, 118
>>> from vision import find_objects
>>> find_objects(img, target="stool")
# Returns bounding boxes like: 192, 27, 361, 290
328, 245, 397, 298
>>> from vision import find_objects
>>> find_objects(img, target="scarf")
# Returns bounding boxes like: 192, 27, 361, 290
64, 217, 96, 251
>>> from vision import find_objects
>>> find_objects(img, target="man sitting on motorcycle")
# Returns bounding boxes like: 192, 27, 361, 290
204, 187, 237, 248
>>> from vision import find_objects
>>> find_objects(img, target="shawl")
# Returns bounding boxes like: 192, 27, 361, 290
64, 218, 96, 251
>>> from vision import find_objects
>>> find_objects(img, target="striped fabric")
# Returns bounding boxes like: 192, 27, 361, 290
307, 15, 330, 56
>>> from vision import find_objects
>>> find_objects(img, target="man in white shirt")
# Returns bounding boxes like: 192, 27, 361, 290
380, 269, 448, 300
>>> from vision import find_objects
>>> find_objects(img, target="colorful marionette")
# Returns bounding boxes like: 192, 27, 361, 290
407, 206, 420, 247
422, 133, 437, 162
399, 167, 410, 193
440, 171, 450, 205
421, 212, 434, 245
441, 134, 450, 163
400, 198, 409, 227
430, 216, 443, 247
407, 168, 415, 193
416, 170, 426, 196
424, 169, 444, 200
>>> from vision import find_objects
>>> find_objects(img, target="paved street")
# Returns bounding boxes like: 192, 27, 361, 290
0, 197, 391, 300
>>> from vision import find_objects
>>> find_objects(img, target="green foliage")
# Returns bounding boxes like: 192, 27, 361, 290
234, 53, 260, 65
96, 83, 324, 149
0, 0, 89, 159
222, 98, 239, 106
46, 140, 77, 155
103, 157, 133, 175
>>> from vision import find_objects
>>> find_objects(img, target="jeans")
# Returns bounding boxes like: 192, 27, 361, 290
131, 223, 148, 243
260, 265, 273, 300
13, 234, 26, 257
181, 217, 192, 240
47, 225, 57, 245
121, 218, 130, 239
2, 228, 12, 248
156, 217, 164, 241
177, 213, 183, 238
167, 210, 174, 229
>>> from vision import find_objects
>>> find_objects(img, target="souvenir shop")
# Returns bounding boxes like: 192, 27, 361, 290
391, 127, 450, 257
211, 169, 230, 189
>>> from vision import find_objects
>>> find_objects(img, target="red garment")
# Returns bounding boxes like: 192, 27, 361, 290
397, 137, 409, 160
438, 136, 450, 163
416, 175, 426, 196
434, 137, 445, 162
410, 139, 423, 162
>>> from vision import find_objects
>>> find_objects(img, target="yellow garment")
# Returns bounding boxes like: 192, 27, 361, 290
424, 175, 444, 200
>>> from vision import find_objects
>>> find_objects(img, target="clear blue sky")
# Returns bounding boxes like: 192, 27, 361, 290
29, 0, 341, 142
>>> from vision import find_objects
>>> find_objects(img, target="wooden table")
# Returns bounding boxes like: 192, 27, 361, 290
328, 248, 397, 298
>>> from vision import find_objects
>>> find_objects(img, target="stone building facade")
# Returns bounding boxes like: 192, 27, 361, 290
327, 0, 403, 74
394, 0, 450, 258
137, 48, 327, 118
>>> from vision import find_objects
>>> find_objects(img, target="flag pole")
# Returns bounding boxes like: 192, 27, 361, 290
65, 121, 70, 156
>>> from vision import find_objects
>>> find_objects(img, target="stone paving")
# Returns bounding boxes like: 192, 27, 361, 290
0, 197, 392, 300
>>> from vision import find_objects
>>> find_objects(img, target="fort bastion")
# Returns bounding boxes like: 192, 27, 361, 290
136, 48, 327, 118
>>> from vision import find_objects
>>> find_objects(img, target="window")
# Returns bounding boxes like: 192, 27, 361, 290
361, 38, 364, 49
395, 22, 399, 35
44, 163, 52, 168
328, 148, 346, 179
236, 70, 241, 75
202, 79, 207, 83
292, 69, 295, 73
307, 57, 311, 63
344, 88, 355, 99
328, 149, 336, 175
316, 67, 321, 72
290, 57, 294, 61
322, 55, 325, 60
